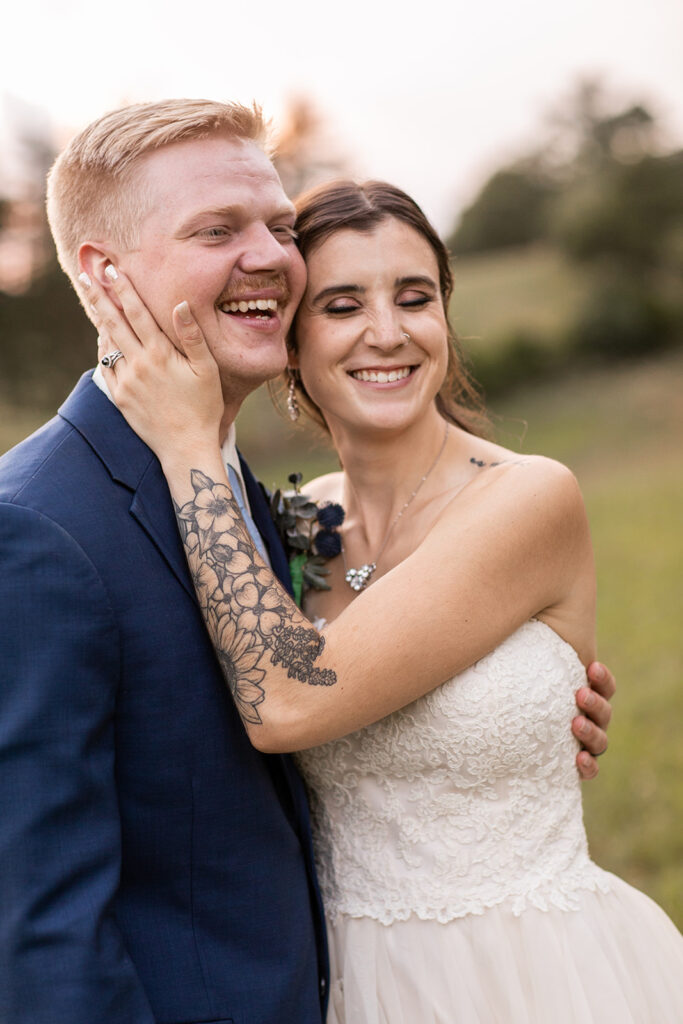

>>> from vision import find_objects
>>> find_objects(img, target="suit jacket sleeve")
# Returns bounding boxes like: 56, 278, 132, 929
0, 503, 155, 1023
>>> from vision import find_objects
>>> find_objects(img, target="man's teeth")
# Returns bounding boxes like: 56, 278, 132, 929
350, 366, 412, 383
222, 298, 278, 313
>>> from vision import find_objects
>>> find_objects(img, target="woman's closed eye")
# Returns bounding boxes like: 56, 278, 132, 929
324, 298, 363, 315
398, 288, 434, 309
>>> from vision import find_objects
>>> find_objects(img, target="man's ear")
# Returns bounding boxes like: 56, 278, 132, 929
78, 242, 124, 310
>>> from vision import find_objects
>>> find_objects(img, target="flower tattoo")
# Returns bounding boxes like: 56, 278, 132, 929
174, 469, 337, 727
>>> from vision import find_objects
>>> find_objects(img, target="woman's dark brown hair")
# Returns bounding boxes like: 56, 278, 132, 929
285, 179, 489, 437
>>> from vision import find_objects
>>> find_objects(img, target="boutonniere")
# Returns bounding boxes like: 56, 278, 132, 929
270, 472, 345, 607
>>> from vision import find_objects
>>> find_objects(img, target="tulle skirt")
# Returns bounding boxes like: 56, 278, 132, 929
325, 874, 683, 1024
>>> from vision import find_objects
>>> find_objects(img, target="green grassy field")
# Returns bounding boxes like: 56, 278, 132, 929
2, 250, 681, 929
495, 353, 683, 928
449, 243, 591, 355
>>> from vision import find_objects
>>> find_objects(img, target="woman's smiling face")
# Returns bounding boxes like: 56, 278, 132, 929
292, 217, 450, 435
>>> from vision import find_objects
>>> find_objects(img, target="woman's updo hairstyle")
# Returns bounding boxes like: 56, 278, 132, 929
286, 179, 488, 437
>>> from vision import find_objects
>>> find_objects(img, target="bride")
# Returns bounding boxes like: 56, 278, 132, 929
90, 180, 682, 1021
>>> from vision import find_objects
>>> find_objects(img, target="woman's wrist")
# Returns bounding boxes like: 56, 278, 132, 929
158, 445, 226, 497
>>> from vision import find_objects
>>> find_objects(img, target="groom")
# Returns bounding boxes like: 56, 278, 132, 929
0, 99, 613, 1024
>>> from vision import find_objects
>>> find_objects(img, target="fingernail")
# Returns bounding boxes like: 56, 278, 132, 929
78, 272, 92, 288
592, 664, 606, 681
176, 300, 192, 324
578, 718, 589, 735
583, 690, 595, 708
105, 264, 119, 281
89, 303, 98, 315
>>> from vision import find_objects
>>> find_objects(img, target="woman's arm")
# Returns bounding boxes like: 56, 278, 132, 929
138, 448, 591, 754
87, 270, 604, 756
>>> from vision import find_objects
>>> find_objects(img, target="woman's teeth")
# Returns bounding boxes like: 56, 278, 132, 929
220, 298, 279, 314
350, 366, 412, 383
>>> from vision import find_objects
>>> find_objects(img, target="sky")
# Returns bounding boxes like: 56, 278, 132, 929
2, 0, 682, 232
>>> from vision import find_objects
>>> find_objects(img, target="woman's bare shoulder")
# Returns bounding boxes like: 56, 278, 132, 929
303, 471, 345, 504
463, 435, 576, 483
441, 448, 586, 536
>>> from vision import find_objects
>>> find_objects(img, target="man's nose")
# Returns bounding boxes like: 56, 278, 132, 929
237, 223, 291, 274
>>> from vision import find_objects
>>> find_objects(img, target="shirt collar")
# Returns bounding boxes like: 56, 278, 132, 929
221, 422, 250, 513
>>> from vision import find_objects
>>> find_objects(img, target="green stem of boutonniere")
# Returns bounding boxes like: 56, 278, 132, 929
289, 552, 306, 607
270, 472, 345, 608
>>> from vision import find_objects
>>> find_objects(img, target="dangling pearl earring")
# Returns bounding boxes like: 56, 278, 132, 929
287, 369, 300, 422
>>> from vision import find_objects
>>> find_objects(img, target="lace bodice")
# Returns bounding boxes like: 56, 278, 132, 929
295, 620, 613, 925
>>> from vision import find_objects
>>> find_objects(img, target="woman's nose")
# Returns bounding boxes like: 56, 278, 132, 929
366, 310, 406, 351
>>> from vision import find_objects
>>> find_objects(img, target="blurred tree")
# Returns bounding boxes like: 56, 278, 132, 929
271, 95, 351, 201
446, 78, 672, 258
0, 107, 95, 410
551, 151, 683, 270
447, 167, 557, 254
447, 78, 682, 362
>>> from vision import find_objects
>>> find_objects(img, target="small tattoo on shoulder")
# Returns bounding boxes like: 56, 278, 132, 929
470, 456, 503, 468
470, 456, 529, 470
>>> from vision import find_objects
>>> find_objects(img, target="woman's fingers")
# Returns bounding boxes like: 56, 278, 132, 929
79, 269, 141, 362
576, 749, 599, 780
172, 301, 216, 374
573, 710, 608, 754
576, 684, 612, 732
81, 268, 224, 460
573, 663, 615, 781
101, 265, 170, 352
586, 661, 617, 702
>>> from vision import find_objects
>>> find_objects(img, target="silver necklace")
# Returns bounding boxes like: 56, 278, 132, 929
342, 422, 450, 592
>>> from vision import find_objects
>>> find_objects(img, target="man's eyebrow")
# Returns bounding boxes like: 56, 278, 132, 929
174, 208, 235, 236
175, 205, 296, 237
312, 284, 365, 304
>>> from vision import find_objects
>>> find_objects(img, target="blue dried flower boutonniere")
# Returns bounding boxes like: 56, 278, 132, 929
270, 472, 345, 607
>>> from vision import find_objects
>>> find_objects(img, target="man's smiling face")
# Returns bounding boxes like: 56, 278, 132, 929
119, 134, 307, 411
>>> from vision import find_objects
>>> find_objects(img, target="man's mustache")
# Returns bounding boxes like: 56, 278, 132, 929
217, 273, 291, 305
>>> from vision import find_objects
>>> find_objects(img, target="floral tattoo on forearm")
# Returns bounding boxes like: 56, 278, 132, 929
174, 470, 336, 726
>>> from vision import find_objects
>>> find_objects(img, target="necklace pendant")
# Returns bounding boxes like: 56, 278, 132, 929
344, 562, 377, 592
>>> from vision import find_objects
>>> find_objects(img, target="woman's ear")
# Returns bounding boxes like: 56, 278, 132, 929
78, 242, 125, 310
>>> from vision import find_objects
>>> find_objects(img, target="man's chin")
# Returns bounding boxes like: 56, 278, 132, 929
218, 354, 287, 402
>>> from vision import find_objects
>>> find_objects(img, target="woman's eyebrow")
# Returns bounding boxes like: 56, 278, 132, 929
312, 284, 365, 304
395, 274, 438, 289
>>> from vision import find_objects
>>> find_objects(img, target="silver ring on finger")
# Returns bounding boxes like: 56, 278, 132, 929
100, 349, 124, 369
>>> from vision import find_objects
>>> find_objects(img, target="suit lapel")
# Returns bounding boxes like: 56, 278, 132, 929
128, 465, 195, 600
59, 372, 195, 600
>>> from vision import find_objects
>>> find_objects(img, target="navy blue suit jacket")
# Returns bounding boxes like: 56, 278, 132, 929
0, 373, 328, 1023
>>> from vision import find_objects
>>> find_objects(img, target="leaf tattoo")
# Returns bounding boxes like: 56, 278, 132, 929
174, 470, 337, 726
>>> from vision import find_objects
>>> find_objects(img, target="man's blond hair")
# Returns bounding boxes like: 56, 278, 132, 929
46, 98, 268, 289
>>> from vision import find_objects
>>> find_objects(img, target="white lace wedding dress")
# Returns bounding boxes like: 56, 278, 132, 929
295, 619, 683, 1023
